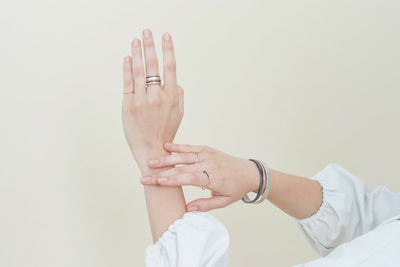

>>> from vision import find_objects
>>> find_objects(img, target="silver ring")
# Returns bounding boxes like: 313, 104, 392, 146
146, 75, 161, 82
194, 152, 200, 164
145, 75, 162, 88
201, 170, 210, 190
145, 82, 161, 88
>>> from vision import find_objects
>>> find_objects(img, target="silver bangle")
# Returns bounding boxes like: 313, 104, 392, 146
242, 159, 264, 203
255, 160, 271, 204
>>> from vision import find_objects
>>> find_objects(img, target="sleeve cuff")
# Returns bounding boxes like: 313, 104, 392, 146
146, 211, 229, 267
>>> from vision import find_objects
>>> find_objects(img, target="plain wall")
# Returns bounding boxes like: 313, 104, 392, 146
1, 0, 400, 266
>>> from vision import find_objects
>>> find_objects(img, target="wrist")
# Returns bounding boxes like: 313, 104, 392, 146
132, 145, 171, 174
242, 158, 261, 194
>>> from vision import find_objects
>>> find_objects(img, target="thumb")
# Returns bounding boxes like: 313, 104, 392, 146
186, 196, 230, 212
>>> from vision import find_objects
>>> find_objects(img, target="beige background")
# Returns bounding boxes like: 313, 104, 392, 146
1, 0, 400, 266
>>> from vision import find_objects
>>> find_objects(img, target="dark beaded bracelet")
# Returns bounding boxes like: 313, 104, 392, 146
242, 159, 264, 204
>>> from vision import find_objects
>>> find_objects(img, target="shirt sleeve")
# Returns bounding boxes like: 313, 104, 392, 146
145, 211, 229, 267
296, 163, 400, 256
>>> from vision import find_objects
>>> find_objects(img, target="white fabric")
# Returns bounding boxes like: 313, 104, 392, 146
145, 211, 229, 267
293, 163, 400, 266
145, 163, 400, 266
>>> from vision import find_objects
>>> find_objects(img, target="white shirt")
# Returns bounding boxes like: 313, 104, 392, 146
145, 163, 400, 266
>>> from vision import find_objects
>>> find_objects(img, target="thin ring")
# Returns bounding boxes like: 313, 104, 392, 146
145, 81, 162, 88
201, 170, 210, 190
194, 152, 200, 164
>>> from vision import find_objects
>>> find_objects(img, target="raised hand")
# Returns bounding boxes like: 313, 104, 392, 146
140, 142, 261, 212
122, 29, 184, 170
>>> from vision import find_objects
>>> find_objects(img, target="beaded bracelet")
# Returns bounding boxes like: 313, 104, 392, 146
242, 159, 264, 203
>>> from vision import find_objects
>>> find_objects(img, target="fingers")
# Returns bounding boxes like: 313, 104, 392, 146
151, 172, 207, 187
140, 164, 210, 188
164, 142, 203, 153
122, 56, 134, 103
186, 196, 231, 212
142, 29, 161, 93
148, 152, 197, 168
131, 38, 146, 99
149, 162, 202, 179
162, 32, 177, 92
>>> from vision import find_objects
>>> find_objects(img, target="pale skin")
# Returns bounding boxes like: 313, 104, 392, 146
122, 28, 323, 243
141, 144, 323, 219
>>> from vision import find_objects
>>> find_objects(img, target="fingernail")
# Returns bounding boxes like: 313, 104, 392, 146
187, 206, 198, 212
157, 177, 168, 183
141, 177, 150, 183
163, 32, 171, 41
124, 56, 130, 62
143, 29, 151, 38
132, 39, 140, 47
148, 159, 159, 165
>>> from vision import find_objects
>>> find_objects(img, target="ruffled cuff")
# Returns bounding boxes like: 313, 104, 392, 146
296, 166, 331, 227
295, 163, 347, 256
146, 211, 229, 267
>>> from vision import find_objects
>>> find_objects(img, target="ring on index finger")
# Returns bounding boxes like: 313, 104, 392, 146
201, 170, 210, 190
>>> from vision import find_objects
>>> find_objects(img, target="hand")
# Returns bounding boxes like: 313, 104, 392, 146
140, 142, 261, 211
122, 29, 184, 169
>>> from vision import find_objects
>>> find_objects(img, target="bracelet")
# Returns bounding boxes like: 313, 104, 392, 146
242, 159, 264, 203
255, 160, 271, 204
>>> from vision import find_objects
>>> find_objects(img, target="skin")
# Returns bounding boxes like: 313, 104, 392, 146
141, 143, 323, 220
122, 28, 323, 243
122, 28, 186, 243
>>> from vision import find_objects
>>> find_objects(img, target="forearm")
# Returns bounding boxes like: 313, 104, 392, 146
137, 148, 186, 243
266, 168, 323, 219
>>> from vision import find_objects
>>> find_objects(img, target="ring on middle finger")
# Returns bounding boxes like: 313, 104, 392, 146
145, 75, 161, 88
194, 152, 200, 164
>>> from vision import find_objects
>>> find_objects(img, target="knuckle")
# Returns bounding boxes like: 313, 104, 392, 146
133, 66, 144, 76
124, 80, 133, 89
148, 95, 163, 106
165, 94, 179, 106
170, 97, 179, 107
133, 101, 144, 110
165, 156, 175, 165
158, 158, 166, 165
164, 62, 176, 71
145, 41, 155, 48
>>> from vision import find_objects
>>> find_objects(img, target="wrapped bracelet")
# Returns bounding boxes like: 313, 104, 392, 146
242, 159, 264, 203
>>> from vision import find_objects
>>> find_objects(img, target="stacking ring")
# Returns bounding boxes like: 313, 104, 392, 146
201, 170, 210, 190
194, 152, 200, 164
145, 75, 161, 88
